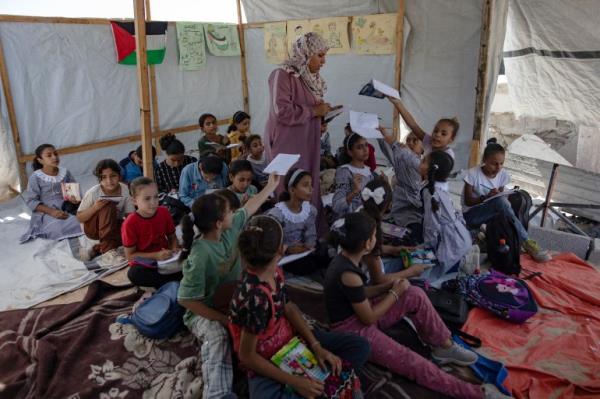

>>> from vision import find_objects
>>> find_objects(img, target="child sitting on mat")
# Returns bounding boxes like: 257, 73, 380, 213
20, 143, 82, 243
77, 159, 134, 259
228, 159, 258, 206
178, 155, 228, 208
229, 214, 369, 398
121, 177, 180, 288
177, 174, 280, 399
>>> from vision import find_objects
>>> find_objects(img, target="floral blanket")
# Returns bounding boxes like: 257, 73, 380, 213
0, 281, 203, 399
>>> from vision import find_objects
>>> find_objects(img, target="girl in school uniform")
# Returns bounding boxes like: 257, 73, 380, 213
243, 134, 269, 188
420, 151, 472, 282
331, 133, 376, 219
20, 144, 82, 243
266, 168, 324, 276
155, 133, 197, 194
462, 138, 550, 262
229, 214, 369, 398
323, 212, 510, 399
378, 130, 425, 244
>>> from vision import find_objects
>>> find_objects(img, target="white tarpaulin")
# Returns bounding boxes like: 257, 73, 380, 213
504, 0, 600, 126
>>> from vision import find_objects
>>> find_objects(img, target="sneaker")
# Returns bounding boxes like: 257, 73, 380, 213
482, 383, 512, 398
431, 342, 478, 366
522, 239, 551, 263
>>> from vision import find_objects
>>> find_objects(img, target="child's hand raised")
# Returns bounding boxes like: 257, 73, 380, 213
266, 173, 281, 190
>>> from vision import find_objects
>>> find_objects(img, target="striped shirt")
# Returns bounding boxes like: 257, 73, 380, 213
155, 155, 197, 193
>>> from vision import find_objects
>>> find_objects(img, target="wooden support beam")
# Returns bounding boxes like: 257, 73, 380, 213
393, 0, 405, 139
18, 119, 230, 163
469, 0, 492, 168
541, 163, 560, 228
0, 14, 112, 25
236, 0, 250, 113
0, 34, 28, 188
133, 0, 154, 178
144, 0, 162, 152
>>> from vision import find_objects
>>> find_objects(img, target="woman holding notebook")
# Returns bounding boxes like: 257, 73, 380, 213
264, 32, 332, 209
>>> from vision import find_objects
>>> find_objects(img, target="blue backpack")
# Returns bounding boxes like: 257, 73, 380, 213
118, 281, 185, 339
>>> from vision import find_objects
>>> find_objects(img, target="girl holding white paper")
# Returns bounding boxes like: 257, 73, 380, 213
267, 168, 328, 275
332, 134, 376, 219
20, 144, 82, 243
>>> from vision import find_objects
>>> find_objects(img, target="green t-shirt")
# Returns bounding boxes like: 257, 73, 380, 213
178, 207, 248, 327
228, 185, 258, 203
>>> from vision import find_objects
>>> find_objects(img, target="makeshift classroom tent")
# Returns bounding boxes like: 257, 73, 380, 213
0, 0, 510, 201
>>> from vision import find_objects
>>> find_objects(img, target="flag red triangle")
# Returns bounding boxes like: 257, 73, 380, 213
111, 22, 137, 62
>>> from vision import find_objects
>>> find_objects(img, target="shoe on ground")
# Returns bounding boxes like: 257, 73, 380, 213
482, 383, 512, 398
431, 342, 478, 366
522, 239, 551, 263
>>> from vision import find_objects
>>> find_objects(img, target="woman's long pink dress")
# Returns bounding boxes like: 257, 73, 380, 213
264, 68, 321, 207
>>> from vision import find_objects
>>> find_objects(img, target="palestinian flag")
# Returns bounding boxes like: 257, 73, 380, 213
111, 21, 168, 65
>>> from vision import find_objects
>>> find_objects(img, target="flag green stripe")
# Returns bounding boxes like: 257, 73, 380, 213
119, 49, 166, 65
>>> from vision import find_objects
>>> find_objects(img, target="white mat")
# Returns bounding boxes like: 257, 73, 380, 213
0, 196, 126, 311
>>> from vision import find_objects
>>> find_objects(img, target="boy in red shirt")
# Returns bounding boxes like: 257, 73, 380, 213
122, 177, 180, 288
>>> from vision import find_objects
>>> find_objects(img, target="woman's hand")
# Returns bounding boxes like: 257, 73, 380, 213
290, 375, 324, 399
49, 209, 69, 219
313, 345, 342, 376
313, 102, 330, 118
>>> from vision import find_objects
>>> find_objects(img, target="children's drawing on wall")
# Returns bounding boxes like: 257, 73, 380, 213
176, 22, 207, 70
264, 22, 288, 64
351, 13, 397, 55
318, 17, 349, 55
204, 23, 241, 56
286, 19, 310, 55
286, 18, 349, 55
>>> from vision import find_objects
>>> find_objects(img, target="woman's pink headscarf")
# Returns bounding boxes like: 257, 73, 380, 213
281, 32, 329, 100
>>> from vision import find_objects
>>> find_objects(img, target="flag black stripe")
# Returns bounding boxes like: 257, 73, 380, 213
112, 21, 168, 35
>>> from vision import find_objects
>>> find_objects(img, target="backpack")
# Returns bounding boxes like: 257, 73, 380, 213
453, 271, 537, 324
508, 189, 532, 230
159, 193, 190, 226
117, 281, 185, 339
486, 213, 522, 275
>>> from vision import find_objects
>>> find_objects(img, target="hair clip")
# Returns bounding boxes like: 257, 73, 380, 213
332, 218, 346, 235
432, 164, 440, 171
246, 225, 263, 232
361, 187, 386, 205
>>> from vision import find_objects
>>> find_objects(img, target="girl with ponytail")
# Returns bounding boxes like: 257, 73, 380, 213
419, 151, 472, 283
229, 215, 369, 398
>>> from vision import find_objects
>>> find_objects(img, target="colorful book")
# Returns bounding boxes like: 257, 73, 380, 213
271, 337, 329, 382
61, 182, 81, 201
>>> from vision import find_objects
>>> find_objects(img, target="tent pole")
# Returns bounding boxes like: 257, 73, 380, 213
236, 0, 250, 113
133, 0, 154, 178
469, 0, 492, 168
540, 163, 560, 228
393, 0, 405, 140
0, 35, 28, 189
145, 0, 161, 152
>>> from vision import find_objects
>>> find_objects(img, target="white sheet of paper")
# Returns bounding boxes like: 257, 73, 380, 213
264, 153, 301, 176
483, 189, 516, 203
158, 251, 181, 266
278, 249, 315, 266
372, 79, 400, 99
100, 196, 123, 203
349, 110, 383, 139
227, 143, 242, 149
322, 193, 334, 207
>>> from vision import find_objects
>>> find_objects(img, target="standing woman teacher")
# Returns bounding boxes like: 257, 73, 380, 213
264, 33, 331, 208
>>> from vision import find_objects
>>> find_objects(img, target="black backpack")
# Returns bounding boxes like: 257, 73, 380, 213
508, 189, 532, 230
486, 213, 522, 275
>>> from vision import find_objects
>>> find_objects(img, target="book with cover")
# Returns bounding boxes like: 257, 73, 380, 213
61, 182, 81, 201
358, 82, 385, 99
359, 79, 401, 100
100, 195, 123, 203
271, 337, 330, 382
323, 105, 343, 124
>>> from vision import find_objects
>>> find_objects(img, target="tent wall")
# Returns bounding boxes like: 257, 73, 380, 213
1, 0, 485, 190
0, 21, 242, 179
243, 0, 484, 168
504, 0, 600, 126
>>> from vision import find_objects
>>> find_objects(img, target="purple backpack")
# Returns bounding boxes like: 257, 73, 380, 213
456, 271, 538, 323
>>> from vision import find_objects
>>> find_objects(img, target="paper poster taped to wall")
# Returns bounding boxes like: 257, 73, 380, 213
351, 13, 397, 55
286, 19, 311, 54
264, 22, 288, 64
176, 22, 207, 70
286, 18, 349, 55
311, 17, 349, 55
204, 23, 240, 56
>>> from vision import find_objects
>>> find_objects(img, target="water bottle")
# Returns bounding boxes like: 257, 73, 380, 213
461, 244, 480, 275
498, 239, 510, 254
